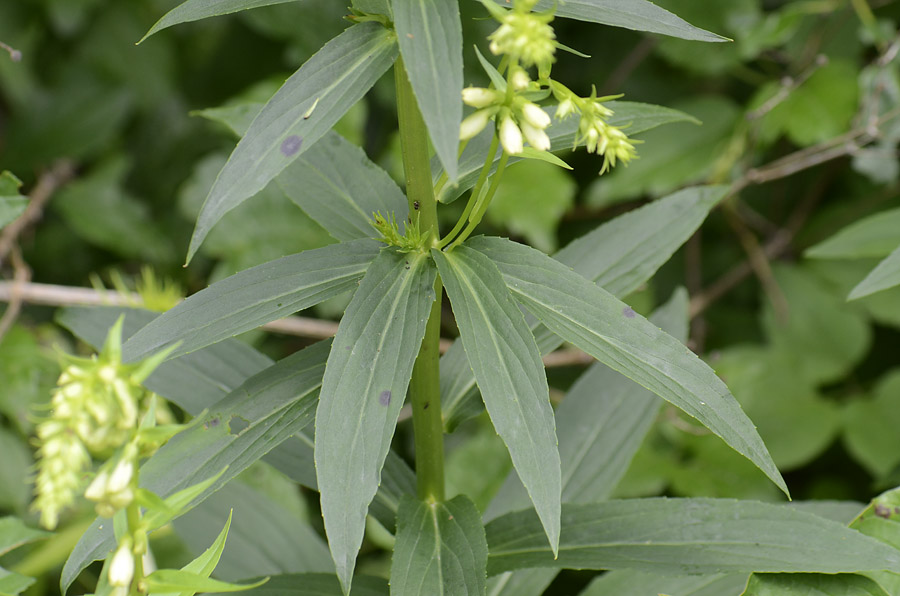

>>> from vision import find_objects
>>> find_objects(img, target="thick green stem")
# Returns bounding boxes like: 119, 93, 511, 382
126, 502, 144, 596
395, 56, 446, 503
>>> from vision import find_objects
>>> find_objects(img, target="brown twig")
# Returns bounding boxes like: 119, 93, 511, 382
0, 161, 75, 268
0, 40, 22, 62
0, 247, 31, 342
0, 280, 593, 367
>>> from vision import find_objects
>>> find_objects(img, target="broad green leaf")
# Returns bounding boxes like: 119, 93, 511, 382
145, 570, 267, 593
188, 23, 398, 262
487, 288, 689, 521
486, 499, 900, 576
56, 306, 273, 416
0, 566, 35, 596
0, 518, 49, 556
433, 246, 561, 554
762, 265, 870, 384
394, 0, 462, 181
849, 245, 900, 300
742, 574, 889, 596
849, 488, 900, 593
0, 171, 26, 229
155, 510, 233, 596
441, 185, 728, 431
315, 249, 437, 594
467, 236, 786, 496
173, 479, 332, 582
142, 0, 304, 41
806, 207, 900, 260
207, 573, 389, 595
844, 370, 900, 480
277, 132, 408, 241
0, 429, 32, 513
581, 570, 748, 596
123, 239, 380, 362
535, 0, 727, 42
390, 495, 488, 596
437, 101, 699, 203
484, 290, 689, 596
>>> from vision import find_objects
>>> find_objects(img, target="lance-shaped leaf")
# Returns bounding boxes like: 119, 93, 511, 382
433, 246, 561, 555
806, 207, 900, 260
0, 171, 27, 229
315, 249, 437, 594
849, 245, 900, 300
467, 236, 786, 495
390, 495, 488, 596
581, 570, 748, 596
487, 288, 688, 520
534, 0, 726, 42
742, 573, 890, 596
277, 132, 408, 242
437, 102, 699, 203
141, 0, 302, 41
486, 500, 900, 576
123, 239, 380, 362
441, 186, 728, 431
187, 22, 398, 262
210, 573, 389, 595
394, 0, 463, 181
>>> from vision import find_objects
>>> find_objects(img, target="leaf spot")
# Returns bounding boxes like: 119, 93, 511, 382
378, 390, 391, 406
228, 415, 250, 435
280, 135, 303, 156
204, 417, 220, 430
622, 306, 636, 319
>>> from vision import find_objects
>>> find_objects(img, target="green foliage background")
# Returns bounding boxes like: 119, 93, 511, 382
2, 0, 900, 594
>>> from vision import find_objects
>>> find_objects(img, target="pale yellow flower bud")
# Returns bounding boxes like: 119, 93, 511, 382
510, 69, 530, 91
109, 539, 134, 587
521, 121, 551, 151
499, 117, 524, 155
460, 109, 493, 141
462, 87, 497, 109
520, 102, 551, 129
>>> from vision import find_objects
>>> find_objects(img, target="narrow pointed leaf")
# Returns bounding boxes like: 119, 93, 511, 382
487, 289, 689, 520
145, 570, 267, 593
467, 236, 786, 496
394, 0, 463, 181
141, 0, 301, 41
155, 511, 233, 596
535, 0, 727, 42
849, 245, 900, 300
0, 171, 26, 230
124, 239, 380, 361
441, 186, 727, 431
315, 249, 437, 594
205, 573, 389, 595
806, 207, 900, 259
277, 132, 408, 242
188, 23, 398, 262
433, 246, 561, 555
486, 500, 900, 576
742, 573, 890, 596
437, 102, 700, 203
0, 518, 49, 556
390, 495, 488, 596
581, 570, 748, 596
0, 566, 35, 595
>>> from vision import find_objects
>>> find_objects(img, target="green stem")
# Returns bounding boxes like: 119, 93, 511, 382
438, 134, 500, 250
395, 56, 446, 503
126, 502, 144, 596
449, 150, 510, 250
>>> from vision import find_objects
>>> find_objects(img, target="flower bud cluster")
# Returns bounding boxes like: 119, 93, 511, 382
460, 85, 552, 155
32, 319, 163, 529
85, 444, 137, 518
553, 84, 639, 174
486, 0, 556, 71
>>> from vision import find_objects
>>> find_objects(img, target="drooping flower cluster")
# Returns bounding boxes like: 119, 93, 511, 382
460, 0, 638, 174
32, 318, 167, 529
